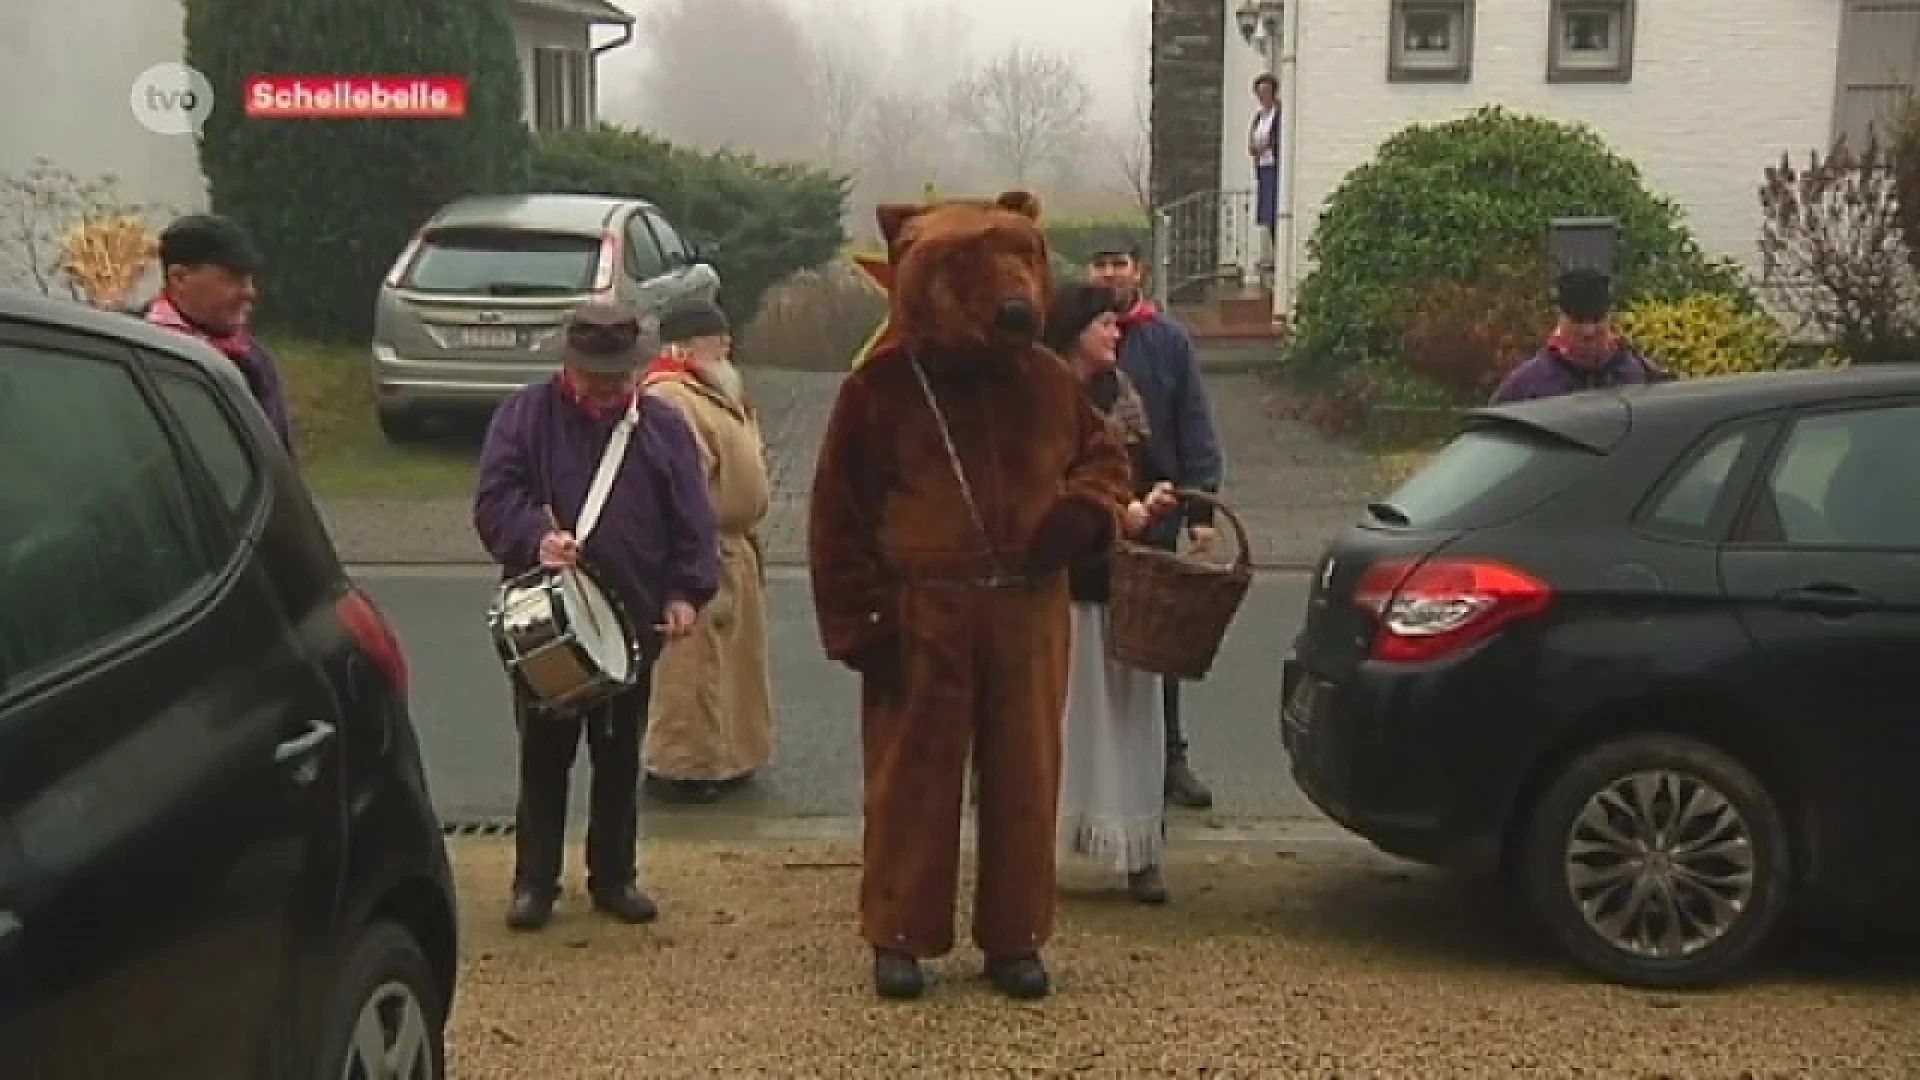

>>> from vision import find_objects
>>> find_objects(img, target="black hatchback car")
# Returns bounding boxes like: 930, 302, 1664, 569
0, 289, 456, 1076
1283, 367, 1920, 989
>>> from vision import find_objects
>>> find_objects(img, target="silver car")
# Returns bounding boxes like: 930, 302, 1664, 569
370, 193, 720, 439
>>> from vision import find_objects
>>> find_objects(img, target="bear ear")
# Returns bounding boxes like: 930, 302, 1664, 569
994, 190, 1041, 220
876, 204, 928, 254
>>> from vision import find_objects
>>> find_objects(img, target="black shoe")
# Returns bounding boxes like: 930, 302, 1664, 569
1127, 866, 1170, 906
1165, 758, 1214, 810
984, 954, 1051, 1000
873, 949, 927, 1000
505, 890, 554, 931
591, 884, 659, 924
645, 773, 723, 805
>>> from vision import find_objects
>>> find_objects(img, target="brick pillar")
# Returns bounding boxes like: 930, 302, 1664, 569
1151, 0, 1226, 300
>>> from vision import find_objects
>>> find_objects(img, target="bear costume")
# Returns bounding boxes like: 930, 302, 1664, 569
808, 191, 1133, 1001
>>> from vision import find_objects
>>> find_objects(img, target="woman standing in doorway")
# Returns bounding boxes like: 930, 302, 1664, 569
1047, 283, 1182, 904
1249, 73, 1281, 269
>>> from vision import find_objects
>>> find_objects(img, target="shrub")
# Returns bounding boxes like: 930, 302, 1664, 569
734, 259, 885, 372
530, 125, 849, 326
1892, 98, 1920, 272
1290, 107, 1748, 387
187, 0, 530, 341
1044, 217, 1151, 267
1613, 293, 1787, 378
1398, 255, 1554, 401
1760, 137, 1920, 365
0, 159, 172, 301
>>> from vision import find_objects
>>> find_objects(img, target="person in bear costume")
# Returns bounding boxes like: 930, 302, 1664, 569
809, 191, 1133, 1002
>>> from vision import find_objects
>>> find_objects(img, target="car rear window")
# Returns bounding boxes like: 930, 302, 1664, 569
1371, 421, 1600, 530
400, 228, 601, 295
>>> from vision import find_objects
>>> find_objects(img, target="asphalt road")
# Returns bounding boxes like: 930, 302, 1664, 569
358, 567, 1326, 831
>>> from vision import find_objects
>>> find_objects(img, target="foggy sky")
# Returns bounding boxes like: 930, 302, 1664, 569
595, 0, 1151, 136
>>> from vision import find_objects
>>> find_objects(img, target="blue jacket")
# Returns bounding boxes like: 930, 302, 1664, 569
1490, 343, 1666, 405
1117, 309, 1225, 545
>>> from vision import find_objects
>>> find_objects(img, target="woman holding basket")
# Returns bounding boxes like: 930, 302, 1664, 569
1046, 284, 1185, 904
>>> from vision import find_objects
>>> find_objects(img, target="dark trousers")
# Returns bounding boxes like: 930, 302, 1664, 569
512, 679, 649, 898
1143, 525, 1192, 762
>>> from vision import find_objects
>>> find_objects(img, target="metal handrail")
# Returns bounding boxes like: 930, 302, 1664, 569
1151, 188, 1260, 306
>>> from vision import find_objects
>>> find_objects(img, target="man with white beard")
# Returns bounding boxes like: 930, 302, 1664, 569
639, 297, 776, 803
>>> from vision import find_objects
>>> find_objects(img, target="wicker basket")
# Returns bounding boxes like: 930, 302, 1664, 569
1108, 490, 1253, 680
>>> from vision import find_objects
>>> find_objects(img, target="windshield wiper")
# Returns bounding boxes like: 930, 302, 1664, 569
1364, 501, 1412, 526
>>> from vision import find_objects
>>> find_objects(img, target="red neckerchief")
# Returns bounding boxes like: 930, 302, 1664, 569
1545, 325, 1622, 371
555, 369, 635, 421
642, 351, 694, 384
1117, 297, 1158, 330
147, 292, 255, 365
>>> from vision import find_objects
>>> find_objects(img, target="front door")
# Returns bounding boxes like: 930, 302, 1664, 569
1717, 399, 1920, 902
0, 324, 344, 1077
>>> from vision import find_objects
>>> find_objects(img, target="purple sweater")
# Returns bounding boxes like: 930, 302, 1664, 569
473, 380, 719, 624
1490, 344, 1661, 405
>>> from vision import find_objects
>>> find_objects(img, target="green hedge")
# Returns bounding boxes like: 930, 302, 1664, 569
1289, 107, 1749, 388
187, 0, 530, 342
1044, 217, 1152, 268
529, 125, 848, 326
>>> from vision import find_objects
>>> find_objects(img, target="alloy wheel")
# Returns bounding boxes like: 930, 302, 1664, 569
341, 980, 435, 1080
1562, 769, 1757, 960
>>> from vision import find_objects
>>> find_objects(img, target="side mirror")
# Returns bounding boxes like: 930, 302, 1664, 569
688, 237, 720, 263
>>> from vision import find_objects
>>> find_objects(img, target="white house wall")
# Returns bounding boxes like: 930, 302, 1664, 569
1216, 0, 1843, 306
513, 13, 591, 129
2, 0, 206, 288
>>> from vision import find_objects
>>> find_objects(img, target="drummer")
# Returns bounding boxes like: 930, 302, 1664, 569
473, 301, 719, 931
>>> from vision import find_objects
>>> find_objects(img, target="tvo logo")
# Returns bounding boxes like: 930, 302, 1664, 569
130, 62, 215, 136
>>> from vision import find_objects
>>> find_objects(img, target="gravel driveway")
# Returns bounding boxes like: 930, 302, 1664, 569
445, 838, 1920, 1077
320, 364, 1385, 569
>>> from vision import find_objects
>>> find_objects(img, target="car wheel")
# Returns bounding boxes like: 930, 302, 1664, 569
316, 920, 446, 1080
1520, 733, 1790, 989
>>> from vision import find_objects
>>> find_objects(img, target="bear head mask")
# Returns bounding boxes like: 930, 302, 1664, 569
874, 190, 1051, 373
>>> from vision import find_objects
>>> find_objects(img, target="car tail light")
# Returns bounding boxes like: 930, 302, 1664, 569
590, 230, 621, 297
383, 232, 426, 288
1353, 558, 1550, 664
335, 587, 408, 697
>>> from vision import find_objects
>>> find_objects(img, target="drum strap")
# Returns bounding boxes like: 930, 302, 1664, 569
574, 400, 639, 546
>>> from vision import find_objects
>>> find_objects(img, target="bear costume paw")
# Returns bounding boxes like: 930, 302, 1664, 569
1025, 497, 1114, 575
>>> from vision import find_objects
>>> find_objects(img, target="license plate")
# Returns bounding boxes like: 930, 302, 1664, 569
453, 327, 520, 349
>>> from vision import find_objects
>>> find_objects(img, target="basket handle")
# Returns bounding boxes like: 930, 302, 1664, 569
1171, 489, 1252, 573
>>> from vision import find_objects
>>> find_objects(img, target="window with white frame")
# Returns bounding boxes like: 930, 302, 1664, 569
1389, 0, 1474, 83
532, 46, 593, 131
1548, 0, 1637, 83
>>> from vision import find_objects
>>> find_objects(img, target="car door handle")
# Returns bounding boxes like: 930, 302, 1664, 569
274, 718, 337, 765
1775, 584, 1879, 615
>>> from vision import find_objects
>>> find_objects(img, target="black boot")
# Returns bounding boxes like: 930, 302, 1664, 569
591, 883, 659, 924
645, 773, 723, 804
873, 948, 927, 1000
1165, 756, 1214, 810
505, 889, 554, 931
984, 954, 1051, 1000
1127, 866, 1170, 905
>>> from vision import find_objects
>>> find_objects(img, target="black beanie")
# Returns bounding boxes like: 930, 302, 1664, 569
1555, 268, 1613, 321
1043, 283, 1124, 355
659, 296, 730, 343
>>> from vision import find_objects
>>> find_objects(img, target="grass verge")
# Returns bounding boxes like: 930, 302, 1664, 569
271, 337, 477, 500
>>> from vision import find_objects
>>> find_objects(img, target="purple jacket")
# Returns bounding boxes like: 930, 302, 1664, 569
1490, 344, 1663, 405
473, 380, 719, 625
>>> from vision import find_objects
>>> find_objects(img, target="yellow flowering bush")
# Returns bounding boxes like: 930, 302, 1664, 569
1614, 293, 1786, 378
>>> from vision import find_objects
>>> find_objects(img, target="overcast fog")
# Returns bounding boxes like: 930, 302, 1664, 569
591, 0, 1153, 225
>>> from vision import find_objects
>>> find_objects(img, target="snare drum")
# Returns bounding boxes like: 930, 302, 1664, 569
487, 565, 640, 712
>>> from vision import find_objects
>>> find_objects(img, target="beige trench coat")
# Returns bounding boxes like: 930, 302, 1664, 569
640, 372, 774, 782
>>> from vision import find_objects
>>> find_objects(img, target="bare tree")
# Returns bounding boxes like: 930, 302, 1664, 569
1111, 87, 1152, 217
810, 33, 873, 168
860, 92, 944, 198
946, 45, 1093, 184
